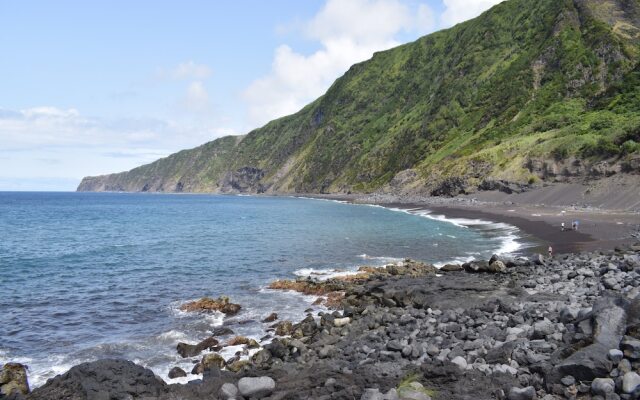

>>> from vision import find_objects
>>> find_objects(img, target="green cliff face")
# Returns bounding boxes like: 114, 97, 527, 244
78, 0, 640, 194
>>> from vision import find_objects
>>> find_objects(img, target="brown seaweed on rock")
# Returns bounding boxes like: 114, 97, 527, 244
179, 296, 241, 315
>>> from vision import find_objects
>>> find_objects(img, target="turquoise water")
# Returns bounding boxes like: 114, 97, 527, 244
0, 192, 523, 386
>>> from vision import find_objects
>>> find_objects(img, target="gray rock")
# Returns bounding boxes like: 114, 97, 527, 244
387, 341, 404, 352
609, 349, 624, 363
621, 337, 640, 359
561, 376, 576, 386
176, 336, 218, 358
167, 366, 187, 379
325, 378, 336, 387
361, 388, 385, 400
559, 306, 580, 323
451, 356, 467, 370
238, 376, 276, 398
398, 389, 431, 400
622, 371, 640, 393
219, 383, 239, 400
556, 294, 629, 381
532, 318, 555, 339
591, 378, 615, 396
507, 386, 535, 400
28, 360, 165, 400
488, 260, 507, 273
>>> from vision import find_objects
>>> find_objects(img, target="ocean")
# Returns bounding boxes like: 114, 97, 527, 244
0, 192, 525, 387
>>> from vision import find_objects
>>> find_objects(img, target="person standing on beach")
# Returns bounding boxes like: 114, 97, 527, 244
561, 222, 565, 231
575, 220, 579, 231
548, 245, 553, 258
572, 221, 576, 231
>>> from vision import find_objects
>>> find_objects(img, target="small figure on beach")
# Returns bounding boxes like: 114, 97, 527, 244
574, 220, 579, 231
561, 222, 565, 231
548, 245, 553, 258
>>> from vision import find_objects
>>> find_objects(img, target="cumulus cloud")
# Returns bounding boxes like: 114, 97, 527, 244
183, 81, 210, 112
242, 0, 436, 127
440, 0, 505, 27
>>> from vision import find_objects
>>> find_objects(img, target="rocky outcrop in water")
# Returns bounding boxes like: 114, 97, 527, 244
179, 296, 241, 315
0, 363, 29, 398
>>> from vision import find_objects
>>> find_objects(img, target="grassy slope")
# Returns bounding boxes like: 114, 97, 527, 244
78, 0, 640, 194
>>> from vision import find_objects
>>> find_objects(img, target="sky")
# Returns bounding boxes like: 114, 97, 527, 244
0, 0, 504, 191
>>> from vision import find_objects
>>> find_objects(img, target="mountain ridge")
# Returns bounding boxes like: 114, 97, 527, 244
78, 0, 640, 195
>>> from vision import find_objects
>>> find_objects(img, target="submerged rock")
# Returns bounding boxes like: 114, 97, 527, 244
262, 312, 278, 323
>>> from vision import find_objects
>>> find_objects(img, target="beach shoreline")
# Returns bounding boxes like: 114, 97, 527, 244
300, 187, 640, 256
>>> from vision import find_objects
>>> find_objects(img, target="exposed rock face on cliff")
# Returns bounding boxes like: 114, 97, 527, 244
78, 0, 640, 195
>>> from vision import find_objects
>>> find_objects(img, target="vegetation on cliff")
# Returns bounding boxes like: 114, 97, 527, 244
78, 0, 640, 194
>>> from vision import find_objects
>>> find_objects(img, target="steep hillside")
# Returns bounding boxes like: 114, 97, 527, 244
78, 0, 640, 195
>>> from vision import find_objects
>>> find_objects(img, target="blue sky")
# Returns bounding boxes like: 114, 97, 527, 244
0, 0, 503, 191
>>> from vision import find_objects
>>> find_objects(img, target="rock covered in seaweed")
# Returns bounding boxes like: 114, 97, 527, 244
0, 363, 29, 397
179, 296, 241, 315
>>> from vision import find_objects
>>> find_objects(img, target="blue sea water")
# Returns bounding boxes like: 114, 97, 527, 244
0, 192, 525, 386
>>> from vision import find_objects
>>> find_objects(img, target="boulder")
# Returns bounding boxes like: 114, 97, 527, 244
609, 349, 624, 363
591, 378, 615, 396
176, 336, 218, 358
201, 353, 226, 370
463, 261, 489, 273
28, 359, 165, 400
219, 382, 239, 400
238, 376, 276, 398
532, 319, 555, 339
621, 336, 640, 359
361, 388, 385, 400
226, 359, 250, 373
167, 366, 187, 379
0, 363, 29, 397
334, 317, 351, 327
554, 294, 629, 382
451, 356, 468, 370
623, 372, 640, 394
507, 386, 535, 400
252, 349, 273, 366
440, 264, 463, 272
179, 296, 241, 315
274, 320, 294, 336
262, 312, 278, 323
487, 260, 507, 273
226, 336, 260, 348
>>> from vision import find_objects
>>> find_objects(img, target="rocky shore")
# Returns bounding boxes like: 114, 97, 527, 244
4, 244, 640, 399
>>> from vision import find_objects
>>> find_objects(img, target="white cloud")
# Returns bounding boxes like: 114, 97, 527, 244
441, 0, 505, 27
0, 107, 236, 187
158, 61, 212, 80
184, 81, 210, 112
242, 0, 436, 127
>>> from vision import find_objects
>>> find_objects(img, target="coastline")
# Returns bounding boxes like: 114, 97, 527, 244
5, 189, 640, 400
303, 190, 640, 256
20, 243, 640, 400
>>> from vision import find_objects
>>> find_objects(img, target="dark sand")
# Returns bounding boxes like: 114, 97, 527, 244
382, 201, 640, 255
